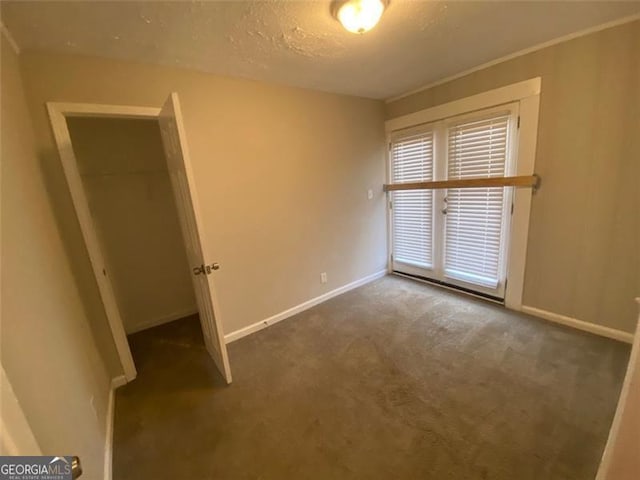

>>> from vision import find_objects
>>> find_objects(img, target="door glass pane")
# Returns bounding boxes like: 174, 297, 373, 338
391, 131, 434, 269
444, 113, 510, 288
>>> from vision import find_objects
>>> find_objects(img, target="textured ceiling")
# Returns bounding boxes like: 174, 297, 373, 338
2, 1, 639, 99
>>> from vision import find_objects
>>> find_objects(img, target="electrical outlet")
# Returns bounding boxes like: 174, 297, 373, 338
320, 272, 327, 284
367, 189, 373, 200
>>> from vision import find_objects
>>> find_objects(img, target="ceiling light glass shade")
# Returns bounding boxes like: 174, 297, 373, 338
336, 0, 386, 34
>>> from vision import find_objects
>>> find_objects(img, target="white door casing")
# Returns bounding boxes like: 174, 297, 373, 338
0, 365, 42, 455
48, 100, 232, 385
47, 102, 151, 382
386, 78, 541, 308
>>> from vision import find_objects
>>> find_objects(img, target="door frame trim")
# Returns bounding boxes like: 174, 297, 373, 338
47, 102, 162, 382
385, 78, 542, 310
1, 365, 42, 455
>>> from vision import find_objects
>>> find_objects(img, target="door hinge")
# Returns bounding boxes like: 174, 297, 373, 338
193, 263, 220, 276
510, 203, 514, 215
388, 142, 392, 151
517, 116, 521, 129
389, 200, 393, 209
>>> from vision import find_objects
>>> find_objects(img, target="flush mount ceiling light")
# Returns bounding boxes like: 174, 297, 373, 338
334, 0, 387, 34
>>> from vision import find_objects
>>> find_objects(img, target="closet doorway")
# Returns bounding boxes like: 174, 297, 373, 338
47, 95, 231, 384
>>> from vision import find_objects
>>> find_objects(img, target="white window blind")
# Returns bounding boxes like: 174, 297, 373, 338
391, 130, 434, 269
444, 113, 510, 288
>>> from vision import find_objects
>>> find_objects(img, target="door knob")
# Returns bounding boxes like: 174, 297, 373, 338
72, 456, 82, 479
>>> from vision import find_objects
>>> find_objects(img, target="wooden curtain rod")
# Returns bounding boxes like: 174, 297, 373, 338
383, 174, 540, 192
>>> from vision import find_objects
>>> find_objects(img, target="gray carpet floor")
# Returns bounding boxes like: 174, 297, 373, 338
113, 275, 630, 479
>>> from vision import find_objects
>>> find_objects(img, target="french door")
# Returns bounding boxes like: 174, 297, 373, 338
390, 103, 519, 300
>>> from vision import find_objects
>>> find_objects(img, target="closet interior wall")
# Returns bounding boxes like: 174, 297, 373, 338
67, 117, 197, 334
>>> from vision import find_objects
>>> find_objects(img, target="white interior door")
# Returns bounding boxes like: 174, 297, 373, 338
158, 93, 232, 384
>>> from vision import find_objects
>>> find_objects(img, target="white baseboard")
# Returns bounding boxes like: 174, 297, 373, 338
224, 270, 388, 343
521, 305, 634, 344
125, 308, 198, 335
103, 378, 121, 480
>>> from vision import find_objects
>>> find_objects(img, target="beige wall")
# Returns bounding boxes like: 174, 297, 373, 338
67, 117, 196, 334
386, 21, 640, 333
1, 35, 112, 477
18, 50, 388, 338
